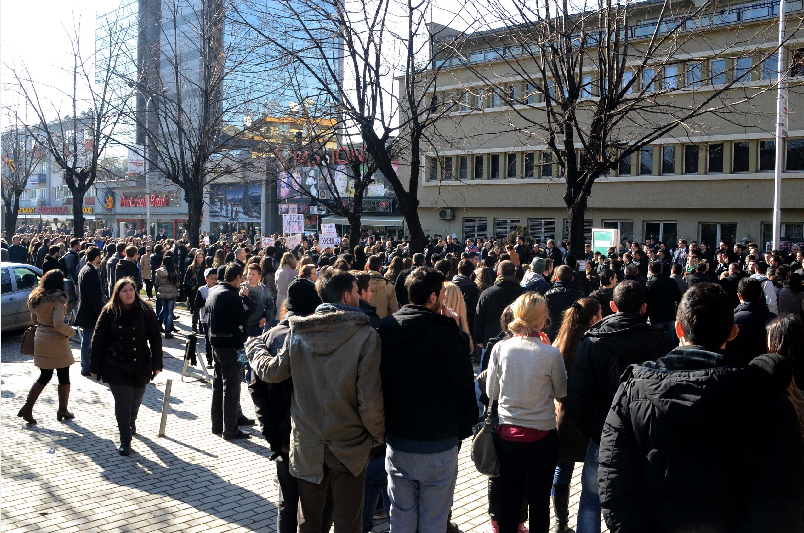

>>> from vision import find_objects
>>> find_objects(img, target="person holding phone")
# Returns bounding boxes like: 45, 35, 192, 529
90, 277, 163, 456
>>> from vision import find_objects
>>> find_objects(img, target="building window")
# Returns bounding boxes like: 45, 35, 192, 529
495, 218, 521, 239
463, 217, 488, 241
710, 59, 727, 85
700, 223, 737, 250
792, 49, 804, 77
662, 146, 675, 174
622, 71, 633, 94
508, 84, 519, 102
644, 221, 677, 245
524, 153, 535, 178
562, 218, 593, 242
708, 143, 724, 173
489, 88, 502, 108
619, 152, 632, 176
733, 141, 750, 172
473, 88, 485, 109
490, 154, 500, 179
443, 157, 453, 180
506, 153, 517, 178
528, 218, 556, 242
525, 83, 536, 105
474, 154, 484, 179
762, 53, 778, 80
735, 56, 752, 80
663, 65, 678, 90
603, 220, 634, 242
581, 75, 593, 98
642, 68, 655, 92
686, 61, 702, 87
458, 156, 468, 180
787, 139, 804, 171
684, 144, 700, 174
541, 152, 553, 178
759, 140, 776, 171
428, 158, 437, 181
762, 222, 804, 246
640, 147, 654, 175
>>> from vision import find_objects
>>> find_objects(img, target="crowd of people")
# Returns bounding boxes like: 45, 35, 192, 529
6, 225, 804, 533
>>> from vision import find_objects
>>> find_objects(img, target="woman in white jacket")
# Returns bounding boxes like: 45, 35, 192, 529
486, 292, 568, 533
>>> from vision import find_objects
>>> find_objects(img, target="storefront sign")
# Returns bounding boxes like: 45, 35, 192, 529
362, 198, 393, 213
103, 190, 114, 211
293, 146, 365, 167
18, 207, 35, 214
119, 194, 170, 208
35, 206, 93, 215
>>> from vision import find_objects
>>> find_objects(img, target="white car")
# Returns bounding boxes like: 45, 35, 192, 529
1, 262, 42, 333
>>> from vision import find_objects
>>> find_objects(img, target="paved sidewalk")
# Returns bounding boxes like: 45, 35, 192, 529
1, 308, 605, 533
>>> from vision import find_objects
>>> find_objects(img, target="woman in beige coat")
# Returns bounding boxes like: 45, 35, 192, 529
18, 269, 78, 424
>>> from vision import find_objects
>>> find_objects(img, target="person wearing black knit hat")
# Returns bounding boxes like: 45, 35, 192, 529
244, 276, 327, 533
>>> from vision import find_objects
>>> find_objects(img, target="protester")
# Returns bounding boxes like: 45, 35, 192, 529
778, 272, 804, 319
474, 260, 524, 349
115, 245, 142, 292
365, 255, 398, 319
749, 261, 779, 314
379, 267, 477, 533
241, 263, 274, 337
17, 270, 78, 425
275, 252, 298, 315
725, 277, 777, 364
185, 249, 207, 332
567, 281, 672, 533
8, 235, 27, 263
588, 270, 616, 318
154, 256, 181, 339
106, 242, 127, 290
485, 292, 568, 533
453, 259, 480, 332
75, 246, 104, 377
41, 245, 61, 275
767, 313, 804, 391
544, 265, 584, 341
194, 268, 217, 361
644, 261, 682, 341
521, 257, 551, 295
249, 269, 384, 532
353, 271, 380, 330
90, 277, 163, 455
598, 283, 804, 532
140, 244, 154, 299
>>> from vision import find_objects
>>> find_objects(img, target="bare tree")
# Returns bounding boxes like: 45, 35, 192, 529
438, 0, 802, 256
232, 0, 467, 252
1, 110, 46, 238
6, 14, 132, 237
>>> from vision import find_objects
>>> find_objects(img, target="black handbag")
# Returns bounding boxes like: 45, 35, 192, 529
471, 405, 500, 477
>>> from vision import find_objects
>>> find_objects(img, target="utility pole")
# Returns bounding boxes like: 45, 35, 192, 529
772, 0, 788, 251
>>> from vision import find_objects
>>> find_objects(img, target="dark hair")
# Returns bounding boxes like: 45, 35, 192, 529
48, 245, 61, 256
671, 263, 684, 275
677, 283, 734, 348
332, 258, 350, 271
28, 269, 66, 307
554, 298, 602, 370
434, 259, 452, 279
353, 271, 371, 294
766, 314, 804, 437
555, 264, 574, 283
406, 267, 445, 306
738, 277, 762, 303
498, 260, 516, 277
788, 272, 802, 293
648, 261, 663, 275
564, 254, 577, 270
247, 263, 262, 275
367, 255, 382, 272
458, 259, 474, 277
116, 242, 126, 254
154, 244, 163, 254
612, 280, 645, 313
600, 270, 616, 286
316, 270, 356, 303
70, 238, 80, 248
86, 246, 101, 262
104, 277, 148, 317
224, 262, 244, 282
412, 253, 426, 266
125, 245, 138, 258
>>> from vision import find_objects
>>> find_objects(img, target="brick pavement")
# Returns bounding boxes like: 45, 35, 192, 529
1, 308, 606, 533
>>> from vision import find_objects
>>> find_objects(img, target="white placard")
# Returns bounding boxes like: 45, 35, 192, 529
319, 233, 337, 248
321, 223, 336, 235
203, 235, 210, 245
283, 214, 305, 234
262, 236, 275, 248
285, 234, 302, 249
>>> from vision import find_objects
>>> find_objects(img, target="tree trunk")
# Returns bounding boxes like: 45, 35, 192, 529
347, 213, 361, 252
72, 190, 85, 238
3, 193, 21, 239
568, 202, 588, 259
186, 189, 203, 248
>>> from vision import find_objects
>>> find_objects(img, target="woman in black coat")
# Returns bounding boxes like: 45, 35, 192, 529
90, 276, 163, 456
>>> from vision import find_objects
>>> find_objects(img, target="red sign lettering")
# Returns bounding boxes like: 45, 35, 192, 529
119, 195, 170, 208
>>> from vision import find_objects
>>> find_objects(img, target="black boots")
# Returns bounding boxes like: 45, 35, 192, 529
552, 484, 574, 533
17, 382, 46, 424
56, 384, 75, 421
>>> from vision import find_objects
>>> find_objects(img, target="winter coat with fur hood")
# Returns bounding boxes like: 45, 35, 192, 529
248, 305, 384, 482
28, 290, 77, 368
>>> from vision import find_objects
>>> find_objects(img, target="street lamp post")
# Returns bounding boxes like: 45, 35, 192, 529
144, 96, 152, 238
772, 0, 787, 251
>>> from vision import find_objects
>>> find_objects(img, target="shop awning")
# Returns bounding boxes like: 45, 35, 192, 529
322, 216, 405, 227
17, 214, 96, 220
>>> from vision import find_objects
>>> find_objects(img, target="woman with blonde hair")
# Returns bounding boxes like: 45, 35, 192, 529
275, 252, 298, 314
551, 298, 602, 533
212, 249, 226, 270
443, 281, 472, 344
486, 292, 568, 533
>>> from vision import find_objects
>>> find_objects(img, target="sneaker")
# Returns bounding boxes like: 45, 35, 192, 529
237, 416, 255, 426
222, 430, 250, 440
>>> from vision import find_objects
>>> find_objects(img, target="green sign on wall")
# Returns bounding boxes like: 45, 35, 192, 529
592, 228, 619, 255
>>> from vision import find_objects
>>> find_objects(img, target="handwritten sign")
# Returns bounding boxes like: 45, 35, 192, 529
319, 234, 337, 248
262, 236, 275, 248
321, 223, 336, 235
285, 234, 302, 249
203, 235, 210, 245
283, 214, 305, 234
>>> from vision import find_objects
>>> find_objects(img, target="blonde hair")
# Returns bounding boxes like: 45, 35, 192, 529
443, 282, 472, 342
279, 252, 297, 269
508, 292, 549, 336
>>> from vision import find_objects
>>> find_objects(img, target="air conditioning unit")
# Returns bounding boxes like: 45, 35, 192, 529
438, 208, 454, 220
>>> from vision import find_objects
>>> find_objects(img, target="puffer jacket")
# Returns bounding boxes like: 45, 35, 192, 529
599, 347, 804, 533
248, 305, 384, 481
367, 270, 398, 319
28, 291, 76, 369
544, 281, 585, 340
567, 312, 672, 444
153, 267, 181, 300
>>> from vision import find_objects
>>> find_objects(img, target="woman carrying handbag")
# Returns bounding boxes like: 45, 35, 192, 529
90, 277, 163, 456
17, 270, 78, 424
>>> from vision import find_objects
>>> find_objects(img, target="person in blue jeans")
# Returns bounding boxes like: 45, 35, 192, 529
363, 446, 390, 532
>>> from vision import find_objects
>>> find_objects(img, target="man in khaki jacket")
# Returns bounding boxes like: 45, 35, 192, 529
249, 269, 384, 533
366, 254, 399, 319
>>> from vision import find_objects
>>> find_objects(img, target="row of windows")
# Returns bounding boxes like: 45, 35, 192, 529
427, 138, 804, 182
461, 218, 804, 248
433, 50, 802, 113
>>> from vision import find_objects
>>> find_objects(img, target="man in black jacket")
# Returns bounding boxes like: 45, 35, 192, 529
8, 235, 27, 263
544, 265, 584, 340
378, 267, 477, 533
115, 245, 142, 291
589, 270, 617, 319
394, 253, 425, 306
452, 259, 479, 332
725, 277, 777, 364
718, 262, 746, 308
75, 247, 104, 376
644, 261, 682, 341
206, 262, 256, 440
567, 280, 672, 533
473, 260, 523, 348
35, 238, 51, 269
599, 283, 804, 533
106, 242, 126, 290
